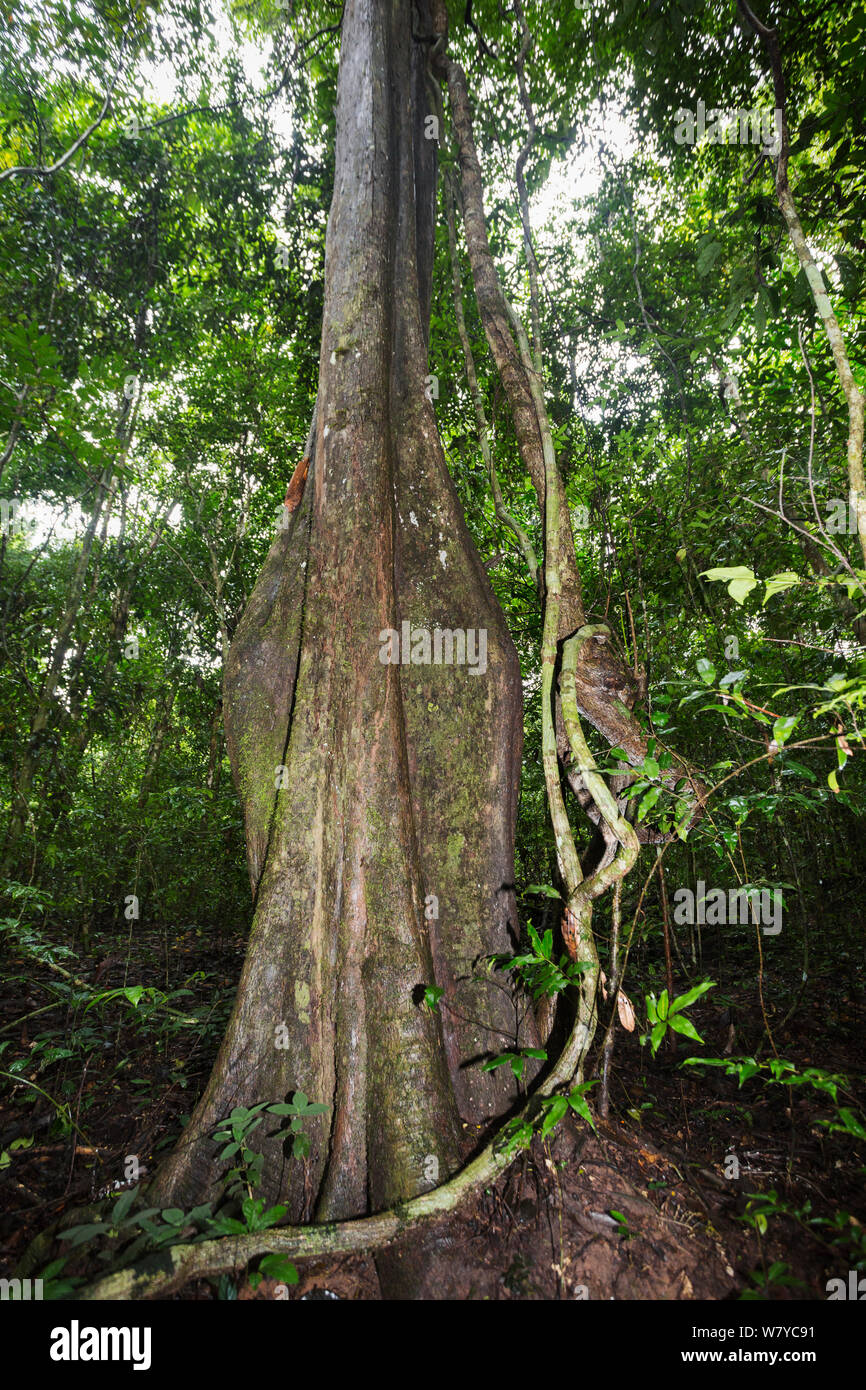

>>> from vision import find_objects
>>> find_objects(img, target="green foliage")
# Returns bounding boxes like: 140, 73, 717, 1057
683, 1055, 866, 1145
213, 1095, 328, 1194
640, 980, 715, 1055
45, 1090, 326, 1284
488, 922, 592, 1003
264, 1093, 329, 1162
740, 1261, 805, 1300
737, 1189, 866, 1280
481, 1048, 548, 1082
494, 1081, 599, 1157
250, 1252, 299, 1290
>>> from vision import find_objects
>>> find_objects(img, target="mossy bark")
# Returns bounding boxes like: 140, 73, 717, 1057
150, 0, 531, 1236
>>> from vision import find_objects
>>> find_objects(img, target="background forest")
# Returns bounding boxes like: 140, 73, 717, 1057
1, 0, 865, 1304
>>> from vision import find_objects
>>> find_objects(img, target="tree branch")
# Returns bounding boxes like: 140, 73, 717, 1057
736, 0, 866, 570
0, 33, 130, 184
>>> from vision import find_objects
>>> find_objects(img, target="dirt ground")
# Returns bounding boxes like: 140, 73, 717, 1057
1, 927, 863, 1300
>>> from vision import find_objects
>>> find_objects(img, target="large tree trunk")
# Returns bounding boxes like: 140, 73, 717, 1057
151, 0, 531, 1235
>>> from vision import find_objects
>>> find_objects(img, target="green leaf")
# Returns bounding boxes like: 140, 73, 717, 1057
834, 1108, 866, 1141
57, 1223, 108, 1247
241, 1197, 262, 1228
540, 1095, 568, 1138
669, 980, 715, 1013
259, 1253, 299, 1284
127, 1208, 161, 1227
763, 571, 800, 604
114, 1186, 138, 1223
696, 657, 716, 686
637, 786, 660, 821
778, 758, 816, 782
729, 578, 757, 605
482, 1053, 515, 1072
667, 1014, 704, 1043
696, 239, 723, 276
208, 1217, 246, 1236
567, 1087, 598, 1134
772, 715, 798, 747
700, 566, 757, 604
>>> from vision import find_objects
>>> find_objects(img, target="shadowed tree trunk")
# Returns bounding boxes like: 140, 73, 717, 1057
151, 0, 533, 1245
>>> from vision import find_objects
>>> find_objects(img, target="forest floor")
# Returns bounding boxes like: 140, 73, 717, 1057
1, 925, 863, 1300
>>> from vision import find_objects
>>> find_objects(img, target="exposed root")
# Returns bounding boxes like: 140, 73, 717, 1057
51, 1009, 592, 1300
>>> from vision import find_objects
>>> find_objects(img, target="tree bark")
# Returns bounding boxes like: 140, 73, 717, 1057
150, 0, 532, 1241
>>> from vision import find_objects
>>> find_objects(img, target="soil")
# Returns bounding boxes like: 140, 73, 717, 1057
1, 926, 863, 1300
